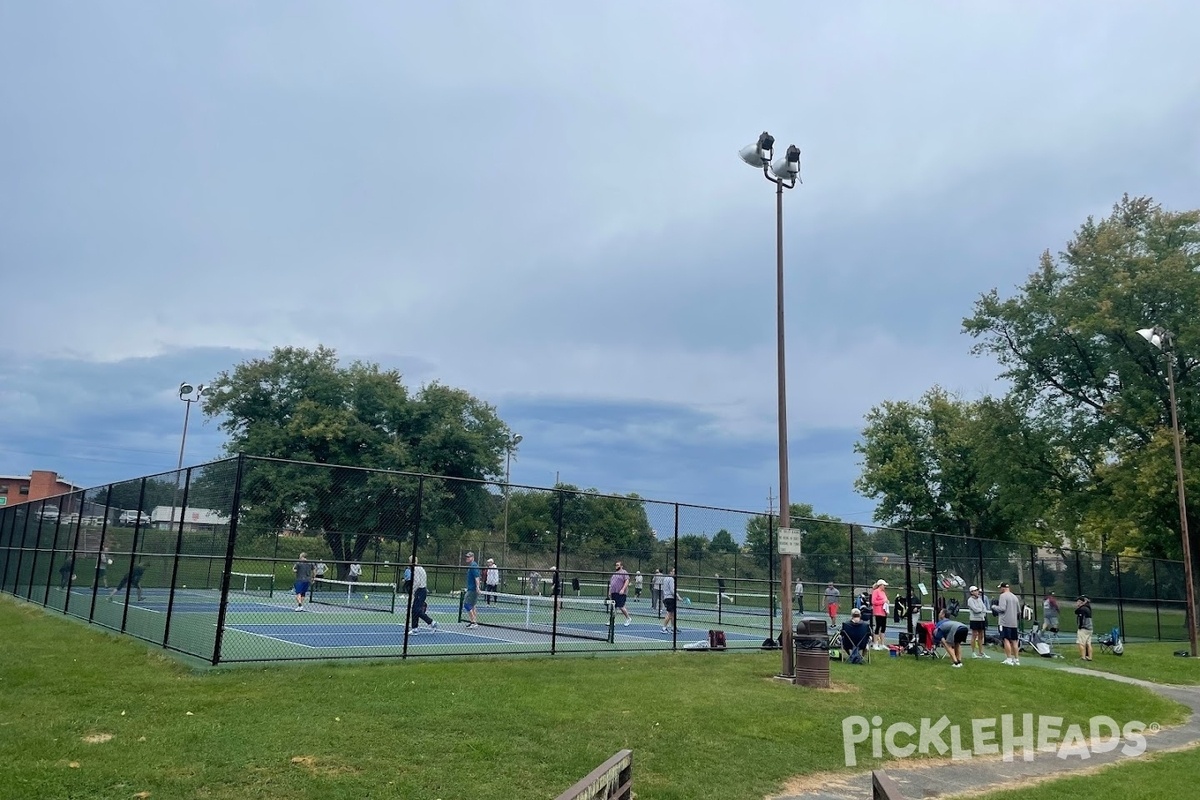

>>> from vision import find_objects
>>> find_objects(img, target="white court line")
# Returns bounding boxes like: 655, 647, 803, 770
222, 626, 319, 649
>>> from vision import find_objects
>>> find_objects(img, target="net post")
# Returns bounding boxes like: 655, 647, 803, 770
211, 453, 246, 666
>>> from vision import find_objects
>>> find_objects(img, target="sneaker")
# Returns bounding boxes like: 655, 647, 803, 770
952, 662, 963, 668
971, 653, 981, 659
408, 628, 421, 635
982, 652, 991, 659
623, 618, 631, 627
467, 623, 479, 629
1013, 659, 1020, 666
661, 627, 669, 633
1002, 657, 1013, 665
293, 606, 303, 612
430, 620, 438, 631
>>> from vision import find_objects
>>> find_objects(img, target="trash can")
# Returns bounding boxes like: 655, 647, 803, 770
793, 618, 831, 688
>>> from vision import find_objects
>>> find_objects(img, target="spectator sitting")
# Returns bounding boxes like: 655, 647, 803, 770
840, 608, 873, 663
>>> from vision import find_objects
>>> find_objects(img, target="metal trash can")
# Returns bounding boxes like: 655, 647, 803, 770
793, 618, 831, 688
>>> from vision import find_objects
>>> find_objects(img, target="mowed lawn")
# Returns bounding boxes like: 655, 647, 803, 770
0, 595, 1188, 800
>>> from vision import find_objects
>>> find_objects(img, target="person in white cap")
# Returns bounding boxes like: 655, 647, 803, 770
967, 585, 990, 658
484, 558, 500, 605
870, 579, 890, 650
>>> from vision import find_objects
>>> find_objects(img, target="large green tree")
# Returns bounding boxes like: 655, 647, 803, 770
743, 502, 848, 580
963, 195, 1199, 561
202, 346, 512, 568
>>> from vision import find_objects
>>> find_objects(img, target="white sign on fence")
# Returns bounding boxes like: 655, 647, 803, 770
777, 527, 804, 555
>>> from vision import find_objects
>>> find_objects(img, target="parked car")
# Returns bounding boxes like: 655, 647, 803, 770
36, 506, 60, 522
61, 513, 81, 525
118, 510, 152, 526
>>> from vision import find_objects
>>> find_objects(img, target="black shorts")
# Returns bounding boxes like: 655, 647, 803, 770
953, 627, 969, 645
611, 592, 627, 609
873, 616, 887, 634
1001, 625, 1019, 642
969, 620, 987, 632
663, 597, 677, 613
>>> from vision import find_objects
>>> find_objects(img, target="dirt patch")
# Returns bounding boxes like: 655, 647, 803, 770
289, 754, 361, 777
82, 733, 113, 744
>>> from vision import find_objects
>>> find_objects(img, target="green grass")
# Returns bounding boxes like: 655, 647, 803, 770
0, 594, 1188, 800
971, 744, 1200, 799
1056, 641, 1200, 685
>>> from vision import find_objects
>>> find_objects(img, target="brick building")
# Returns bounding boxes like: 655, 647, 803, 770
0, 470, 83, 509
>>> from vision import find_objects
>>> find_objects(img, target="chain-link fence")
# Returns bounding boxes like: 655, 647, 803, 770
0, 454, 1193, 664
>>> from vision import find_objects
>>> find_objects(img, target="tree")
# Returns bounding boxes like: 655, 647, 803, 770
744, 502, 836, 569
963, 195, 1200, 560
94, 478, 178, 515
854, 387, 1028, 541
202, 346, 512, 570
679, 534, 708, 561
709, 529, 739, 555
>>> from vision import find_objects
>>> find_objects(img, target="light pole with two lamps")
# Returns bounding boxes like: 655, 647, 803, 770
1137, 327, 1198, 657
739, 131, 802, 677
502, 433, 523, 542
172, 382, 208, 528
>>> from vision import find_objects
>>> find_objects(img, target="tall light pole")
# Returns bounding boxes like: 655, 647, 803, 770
172, 382, 207, 528
1137, 327, 1198, 657
503, 433, 523, 542
740, 131, 802, 677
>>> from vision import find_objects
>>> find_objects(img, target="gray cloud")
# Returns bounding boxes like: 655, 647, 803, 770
3, 1, 1198, 519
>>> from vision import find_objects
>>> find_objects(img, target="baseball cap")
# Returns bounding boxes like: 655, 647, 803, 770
998, 582, 1009, 588
1077, 595, 1089, 602
466, 552, 474, 558
969, 585, 979, 592
874, 579, 889, 587
850, 608, 861, 617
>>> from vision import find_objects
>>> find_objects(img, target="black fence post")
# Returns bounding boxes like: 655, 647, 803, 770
767, 512, 775, 643
401, 476, 425, 659
88, 486, 116, 623
1074, 551, 1083, 599
904, 530, 914, 634
211, 454, 246, 665
162, 467, 193, 648
1114, 554, 1126, 641
672, 502, 680, 650
849, 523, 856, 593
119, 478, 150, 634
551, 491, 565, 656
1029, 545, 1038, 629
1152, 559, 1162, 640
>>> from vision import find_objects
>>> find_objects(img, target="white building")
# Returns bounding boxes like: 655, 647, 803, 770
151, 506, 231, 531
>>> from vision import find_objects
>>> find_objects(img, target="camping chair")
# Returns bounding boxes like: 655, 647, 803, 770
1098, 627, 1124, 655
839, 623, 873, 665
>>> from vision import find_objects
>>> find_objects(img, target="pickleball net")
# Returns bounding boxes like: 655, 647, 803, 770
310, 577, 398, 613
461, 591, 615, 643
229, 571, 275, 596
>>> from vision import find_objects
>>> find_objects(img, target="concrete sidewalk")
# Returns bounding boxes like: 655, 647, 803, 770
771, 663, 1200, 800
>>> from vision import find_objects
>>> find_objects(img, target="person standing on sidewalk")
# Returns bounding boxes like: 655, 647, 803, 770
408, 556, 437, 634
994, 582, 1022, 665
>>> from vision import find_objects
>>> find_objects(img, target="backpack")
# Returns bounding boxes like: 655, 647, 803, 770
707, 630, 727, 650
947, 599, 960, 618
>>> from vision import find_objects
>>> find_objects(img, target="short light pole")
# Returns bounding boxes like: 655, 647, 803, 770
502, 433, 523, 542
740, 131, 802, 677
1137, 326, 1198, 658
172, 382, 207, 529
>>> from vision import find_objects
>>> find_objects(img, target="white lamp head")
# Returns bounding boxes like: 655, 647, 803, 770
770, 144, 802, 181
1137, 328, 1164, 349
512, 433, 523, 446
179, 382, 194, 399
738, 131, 775, 168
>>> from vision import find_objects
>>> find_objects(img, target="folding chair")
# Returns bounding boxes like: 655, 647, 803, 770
1098, 627, 1123, 655
840, 624, 873, 665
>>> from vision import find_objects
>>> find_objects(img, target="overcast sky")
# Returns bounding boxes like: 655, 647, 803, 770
3, 2, 1199, 529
